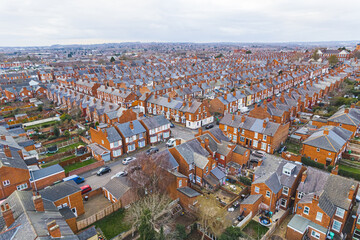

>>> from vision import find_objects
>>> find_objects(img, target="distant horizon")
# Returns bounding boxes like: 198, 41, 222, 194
0, 39, 359, 49
1, 0, 360, 47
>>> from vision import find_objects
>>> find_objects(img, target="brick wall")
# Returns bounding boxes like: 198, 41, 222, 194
54, 191, 85, 216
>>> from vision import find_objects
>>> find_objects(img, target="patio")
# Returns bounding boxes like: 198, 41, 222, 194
78, 193, 112, 221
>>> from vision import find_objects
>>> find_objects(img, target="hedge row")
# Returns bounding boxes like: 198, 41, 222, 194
338, 169, 360, 181
301, 157, 333, 172
239, 176, 252, 186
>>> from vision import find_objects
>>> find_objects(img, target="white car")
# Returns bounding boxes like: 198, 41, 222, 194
111, 171, 128, 179
122, 157, 136, 165
166, 138, 176, 147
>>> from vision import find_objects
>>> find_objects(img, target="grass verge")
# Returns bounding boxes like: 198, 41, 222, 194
94, 209, 130, 239
242, 220, 268, 239
63, 159, 96, 173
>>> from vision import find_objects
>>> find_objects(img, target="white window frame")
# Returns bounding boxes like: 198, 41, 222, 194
280, 198, 287, 207
335, 207, 345, 219
179, 180, 182, 188
16, 183, 28, 191
332, 219, 342, 232
254, 186, 260, 193
266, 191, 271, 198
311, 230, 320, 239
304, 206, 310, 215
282, 186, 289, 196
298, 192, 304, 199
316, 212, 323, 222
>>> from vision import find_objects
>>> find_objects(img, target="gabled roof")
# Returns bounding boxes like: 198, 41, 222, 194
116, 120, 146, 138
141, 115, 170, 130
40, 181, 81, 202
30, 164, 64, 181
103, 177, 132, 200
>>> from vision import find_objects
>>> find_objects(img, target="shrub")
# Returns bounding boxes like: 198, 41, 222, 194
301, 157, 326, 170
338, 169, 360, 181
239, 176, 252, 186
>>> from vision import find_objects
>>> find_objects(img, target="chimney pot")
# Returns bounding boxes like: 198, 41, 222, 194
1, 203, 15, 228
323, 128, 329, 136
4, 145, 11, 158
344, 108, 349, 114
33, 195, 44, 212
129, 121, 134, 130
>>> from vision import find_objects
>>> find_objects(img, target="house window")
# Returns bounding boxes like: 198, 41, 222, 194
3, 180, 10, 186
317, 148, 320, 152
196, 176, 201, 183
254, 186, 260, 193
311, 230, 320, 239
150, 136, 157, 143
212, 163, 216, 169
179, 180, 182, 188
280, 199, 287, 207
127, 144, 135, 152
298, 192, 304, 199
332, 219, 342, 232
335, 207, 345, 218
304, 206, 310, 215
266, 191, 271, 198
253, 140, 258, 147
113, 149, 122, 157
206, 167, 208, 174
189, 115, 191, 121
240, 137, 245, 142
113, 141, 119, 148
233, 128, 237, 134
282, 187, 289, 195
16, 183, 28, 191
233, 135, 237, 142
316, 212, 323, 222
254, 132, 258, 139
241, 129, 245, 134
263, 135, 267, 141
224, 126, 227, 131
220, 155, 225, 160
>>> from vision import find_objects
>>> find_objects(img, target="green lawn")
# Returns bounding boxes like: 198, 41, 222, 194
285, 142, 302, 154
242, 220, 268, 240
94, 209, 130, 239
339, 164, 360, 174
45, 142, 85, 156
63, 159, 96, 173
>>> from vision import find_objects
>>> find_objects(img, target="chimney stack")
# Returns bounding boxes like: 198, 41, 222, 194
241, 115, 246, 123
129, 121, 134, 130
263, 120, 267, 129
348, 185, 356, 200
204, 137, 209, 148
312, 194, 319, 202
47, 220, 61, 238
0, 135, 6, 141
33, 192, 44, 212
232, 114, 235, 121
323, 128, 329, 136
4, 145, 11, 158
168, 97, 171, 103
331, 165, 339, 175
301, 170, 307, 183
1, 203, 15, 228
198, 127, 203, 136
344, 108, 349, 114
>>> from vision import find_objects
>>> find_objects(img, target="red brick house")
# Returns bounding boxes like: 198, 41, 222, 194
115, 120, 147, 154
140, 115, 171, 145
90, 126, 123, 159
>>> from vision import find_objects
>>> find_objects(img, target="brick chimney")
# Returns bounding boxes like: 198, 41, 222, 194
198, 127, 203, 136
0, 135, 6, 141
263, 120, 267, 129
168, 97, 171, 103
344, 108, 349, 114
47, 220, 61, 238
301, 170, 307, 183
4, 145, 11, 158
323, 128, 329, 135
232, 114, 235, 121
233, 91, 236, 97
241, 115, 246, 123
348, 185, 356, 200
224, 94, 227, 100
331, 165, 339, 175
350, 104, 355, 109
33, 192, 44, 212
1, 203, 15, 228
312, 194, 320, 203
129, 121, 134, 130
204, 137, 209, 148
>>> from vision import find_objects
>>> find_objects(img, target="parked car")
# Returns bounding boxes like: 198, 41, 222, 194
122, 157, 136, 165
111, 171, 128, 179
97, 166, 111, 176
252, 150, 265, 158
80, 185, 92, 195
277, 146, 287, 154
205, 124, 214, 129
146, 147, 159, 155
166, 138, 176, 147
170, 122, 175, 128
63, 175, 85, 184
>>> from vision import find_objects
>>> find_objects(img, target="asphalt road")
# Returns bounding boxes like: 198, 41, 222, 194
78, 142, 167, 190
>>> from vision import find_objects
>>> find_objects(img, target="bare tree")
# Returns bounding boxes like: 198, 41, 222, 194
196, 195, 231, 239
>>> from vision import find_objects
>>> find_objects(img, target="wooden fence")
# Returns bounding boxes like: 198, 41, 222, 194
58, 152, 92, 167
76, 200, 121, 231
39, 150, 75, 163
282, 151, 302, 162
37, 137, 80, 154
260, 209, 290, 240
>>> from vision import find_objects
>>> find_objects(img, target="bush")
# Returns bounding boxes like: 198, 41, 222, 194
239, 176, 252, 186
327, 165, 334, 172
338, 169, 360, 181
301, 157, 326, 170
175, 224, 187, 240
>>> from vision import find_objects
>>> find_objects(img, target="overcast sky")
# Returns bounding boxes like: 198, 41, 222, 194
0, 0, 359, 46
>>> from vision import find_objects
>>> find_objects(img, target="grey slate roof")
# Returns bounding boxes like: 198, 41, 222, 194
241, 194, 262, 205
106, 126, 122, 143
103, 177, 132, 199
116, 120, 146, 138
303, 126, 353, 152
297, 167, 330, 194
328, 108, 360, 126
30, 164, 64, 181
141, 115, 170, 129
40, 181, 81, 202
211, 167, 226, 180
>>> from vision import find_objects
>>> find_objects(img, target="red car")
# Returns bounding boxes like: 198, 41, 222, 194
80, 185, 92, 195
